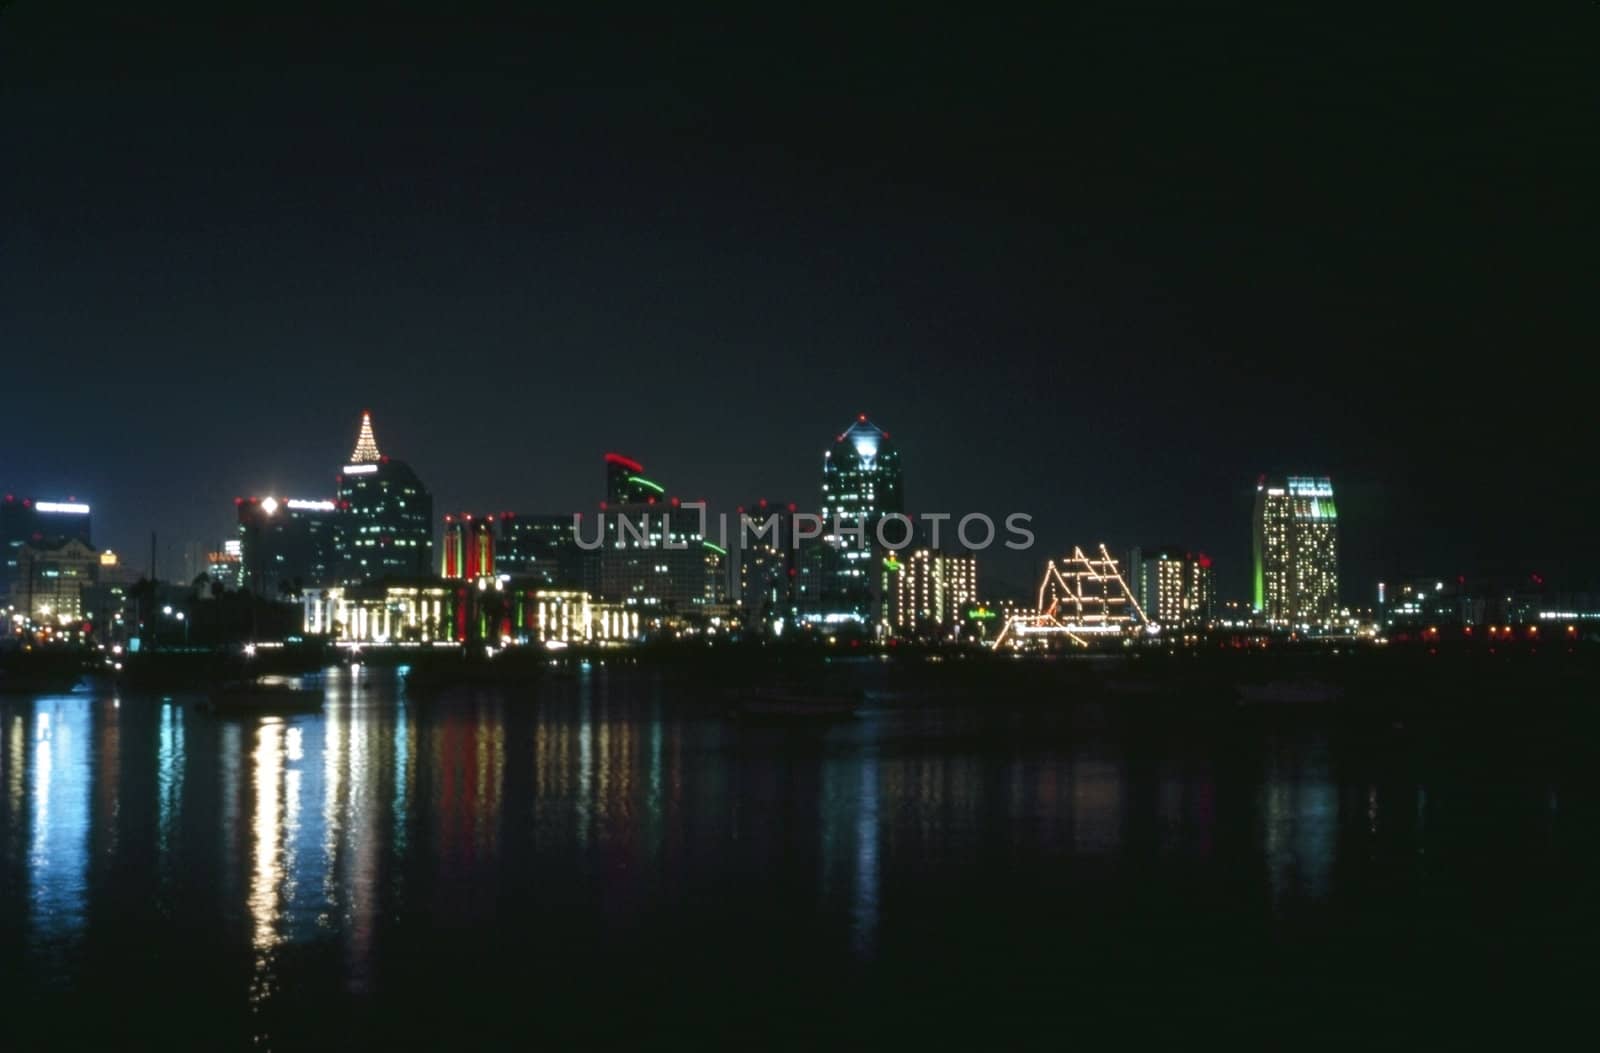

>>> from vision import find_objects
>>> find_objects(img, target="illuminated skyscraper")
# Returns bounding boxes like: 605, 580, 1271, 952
1252, 475, 1339, 627
737, 498, 798, 628
604, 452, 665, 505
594, 453, 725, 621
800, 415, 903, 628
334, 410, 434, 583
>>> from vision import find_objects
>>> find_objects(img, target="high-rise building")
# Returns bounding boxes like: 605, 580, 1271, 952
1253, 475, 1339, 627
799, 415, 903, 628
604, 452, 666, 505
737, 499, 798, 627
495, 513, 587, 589
888, 548, 978, 641
335, 410, 434, 583
594, 453, 725, 621
3, 495, 92, 593
1135, 546, 1213, 630
236, 496, 340, 597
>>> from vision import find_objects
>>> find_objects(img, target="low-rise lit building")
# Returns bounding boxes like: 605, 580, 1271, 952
9, 537, 100, 624
1132, 547, 1213, 631
889, 548, 978, 641
304, 581, 455, 643
303, 580, 637, 646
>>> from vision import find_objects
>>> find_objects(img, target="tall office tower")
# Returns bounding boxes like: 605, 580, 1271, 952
1253, 475, 1339, 627
889, 548, 978, 640
595, 453, 725, 620
737, 498, 798, 627
1137, 547, 1214, 630
335, 410, 434, 583
3, 495, 92, 592
801, 415, 903, 628
495, 513, 586, 588
236, 496, 340, 597
604, 452, 665, 505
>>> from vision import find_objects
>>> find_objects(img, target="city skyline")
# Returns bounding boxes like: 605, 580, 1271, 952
3, 8, 1593, 604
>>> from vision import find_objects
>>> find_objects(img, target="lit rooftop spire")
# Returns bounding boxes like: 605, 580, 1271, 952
349, 409, 382, 463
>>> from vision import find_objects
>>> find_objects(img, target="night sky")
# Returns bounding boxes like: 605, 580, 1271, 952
2, 5, 1593, 600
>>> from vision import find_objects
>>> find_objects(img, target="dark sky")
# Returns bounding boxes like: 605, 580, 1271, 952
2, 4, 1594, 600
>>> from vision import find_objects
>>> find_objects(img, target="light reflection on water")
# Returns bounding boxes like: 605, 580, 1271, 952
0, 670, 1592, 1044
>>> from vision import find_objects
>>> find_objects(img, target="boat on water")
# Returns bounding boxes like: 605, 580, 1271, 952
198, 674, 325, 714
1236, 679, 1343, 705
733, 686, 862, 720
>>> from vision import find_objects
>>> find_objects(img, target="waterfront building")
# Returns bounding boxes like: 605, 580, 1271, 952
1253, 475, 1339, 627
335, 410, 434, 583
304, 581, 637, 646
303, 580, 454, 643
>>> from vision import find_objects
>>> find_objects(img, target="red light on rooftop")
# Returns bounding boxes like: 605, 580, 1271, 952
599, 501, 608, 511
858, 413, 866, 421
1198, 553, 1212, 569
787, 503, 797, 512
758, 498, 768, 508
604, 452, 644, 473
670, 497, 680, 508
647, 496, 656, 505
234, 497, 243, 506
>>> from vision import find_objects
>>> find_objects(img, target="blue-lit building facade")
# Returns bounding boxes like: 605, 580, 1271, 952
798, 416, 902, 629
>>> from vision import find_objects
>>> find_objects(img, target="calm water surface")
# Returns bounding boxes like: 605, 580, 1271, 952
1, 667, 1594, 1048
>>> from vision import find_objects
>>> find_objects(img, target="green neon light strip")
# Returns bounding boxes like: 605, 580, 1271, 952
628, 476, 665, 494
702, 540, 727, 556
